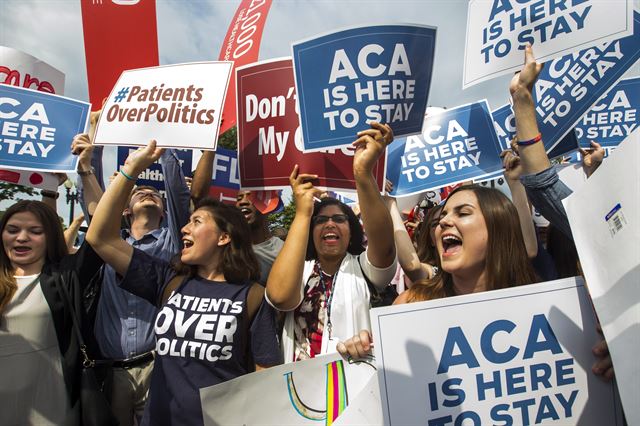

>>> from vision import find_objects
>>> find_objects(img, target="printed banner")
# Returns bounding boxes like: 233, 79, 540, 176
463, 0, 634, 88
0, 168, 59, 191
80, 0, 159, 111
564, 129, 640, 425
0, 46, 64, 94
292, 24, 436, 151
217, 0, 272, 135
0, 85, 89, 172
574, 76, 639, 148
200, 353, 377, 425
371, 277, 623, 426
208, 147, 240, 204
532, 10, 640, 152
116, 147, 192, 195
386, 101, 503, 197
93, 62, 232, 150
237, 58, 385, 191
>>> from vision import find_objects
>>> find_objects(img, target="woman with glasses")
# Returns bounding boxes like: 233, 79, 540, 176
266, 122, 397, 363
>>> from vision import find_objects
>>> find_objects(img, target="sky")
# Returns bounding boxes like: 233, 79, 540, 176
1, 0, 639, 220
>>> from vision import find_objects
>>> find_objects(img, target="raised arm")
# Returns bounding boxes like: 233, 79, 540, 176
353, 122, 396, 269
385, 196, 433, 283
159, 149, 191, 253
501, 148, 538, 258
190, 150, 215, 205
86, 142, 164, 276
72, 133, 104, 217
265, 166, 321, 311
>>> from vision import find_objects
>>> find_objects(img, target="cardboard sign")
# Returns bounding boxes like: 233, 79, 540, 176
0, 168, 59, 190
386, 101, 503, 197
94, 62, 232, 150
116, 147, 192, 194
0, 85, 89, 172
217, 0, 272, 135
463, 0, 634, 88
574, 76, 639, 148
237, 58, 385, 191
371, 277, 623, 426
208, 147, 240, 204
200, 353, 377, 426
292, 24, 436, 151
564, 129, 640, 425
0, 46, 65, 94
532, 10, 640, 152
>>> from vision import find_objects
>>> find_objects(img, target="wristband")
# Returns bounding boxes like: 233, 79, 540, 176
77, 167, 95, 176
516, 133, 542, 146
120, 168, 136, 181
41, 190, 60, 200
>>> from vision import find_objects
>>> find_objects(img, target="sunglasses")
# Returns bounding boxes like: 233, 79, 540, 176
312, 214, 349, 226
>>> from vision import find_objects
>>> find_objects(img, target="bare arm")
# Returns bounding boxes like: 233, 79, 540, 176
86, 141, 164, 276
265, 166, 321, 311
501, 149, 538, 258
386, 197, 433, 283
72, 133, 104, 216
191, 150, 215, 204
353, 122, 396, 269
64, 213, 85, 252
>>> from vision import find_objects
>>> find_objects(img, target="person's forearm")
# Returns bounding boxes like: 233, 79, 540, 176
356, 171, 395, 267
512, 90, 551, 176
387, 199, 428, 281
507, 179, 538, 258
191, 150, 215, 204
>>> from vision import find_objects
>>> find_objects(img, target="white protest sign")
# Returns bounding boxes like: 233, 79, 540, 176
93, 62, 232, 150
371, 277, 623, 426
332, 374, 383, 426
0, 168, 59, 190
0, 46, 65, 94
199, 352, 376, 425
563, 128, 640, 425
463, 0, 634, 88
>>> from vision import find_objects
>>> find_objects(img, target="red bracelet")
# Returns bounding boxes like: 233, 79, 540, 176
517, 133, 542, 146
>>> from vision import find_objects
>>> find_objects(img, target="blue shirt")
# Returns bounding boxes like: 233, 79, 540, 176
85, 149, 191, 360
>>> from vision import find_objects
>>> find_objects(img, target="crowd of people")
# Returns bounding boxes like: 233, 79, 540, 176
0, 47, 618, 425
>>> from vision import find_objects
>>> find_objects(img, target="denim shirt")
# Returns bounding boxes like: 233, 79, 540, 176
520, 166, 573, 239
82, 149, 190, 359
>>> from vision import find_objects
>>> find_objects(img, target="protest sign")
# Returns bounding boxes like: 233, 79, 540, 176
200, 353, 377, 425
332, 374, 383, 426
371, 277, 623, 426
292, 24, 436, 151
94, 62, 232, 150
208, 147, 240, 204
116, 147, 192, 195
237, 58, 385, 191
217, 0, 272, 135
0, 168, 59, 191
0, 46, 65, 94
0, 85, 89, 172
531, 10, 640, 152
463, 0, 634, 88
574, 76, 639, 148
564, 129, 640, 425
80, 0, 159, 111
386, 101, 503, 197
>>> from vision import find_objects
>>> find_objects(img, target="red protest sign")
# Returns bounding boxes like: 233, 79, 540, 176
80, 0, 159, 111
218, 0, 272, 135
236, 58, 385, 191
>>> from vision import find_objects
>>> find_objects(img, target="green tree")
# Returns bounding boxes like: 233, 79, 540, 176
268, 197, 296, 231
217, 126, 237, 150
0, 182, 37, 202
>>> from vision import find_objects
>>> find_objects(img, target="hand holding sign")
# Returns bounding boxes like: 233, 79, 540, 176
353, 122, 393, 177
71, 133, 94, 171
123, 140, 165, 177
579, 141, 605, 177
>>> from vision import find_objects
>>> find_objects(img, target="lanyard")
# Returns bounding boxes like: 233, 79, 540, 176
315, 262, 338, 340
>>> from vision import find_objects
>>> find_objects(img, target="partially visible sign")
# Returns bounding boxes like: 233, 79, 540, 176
0, 46, 64, 94
0, 85, 89, 172
0, 168, 59, 190
292, 24, 436, 151
117, 147, 192, 194
208, 147, 240, 204
387, 101, 503, 197
94, 62, 232, 150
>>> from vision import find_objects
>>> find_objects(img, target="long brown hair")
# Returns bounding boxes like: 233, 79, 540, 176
415, 204, 442, 266
0, 201, 67, 313
407, 185, 537, 302
172, 199, 260, 283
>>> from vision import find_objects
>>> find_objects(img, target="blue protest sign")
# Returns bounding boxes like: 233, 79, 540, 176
575, 76, 640, 149
211, 147, 240, 189
387, 101, 502, 197
292, 24, 436, 151
117, 147, 192, 193
532, 11, 640, 152
0, 85, 89, 172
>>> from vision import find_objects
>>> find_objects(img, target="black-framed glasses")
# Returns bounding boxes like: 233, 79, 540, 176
312, 214, 349, 225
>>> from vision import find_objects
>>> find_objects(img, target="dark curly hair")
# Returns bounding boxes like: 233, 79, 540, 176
305, 198, 364, 261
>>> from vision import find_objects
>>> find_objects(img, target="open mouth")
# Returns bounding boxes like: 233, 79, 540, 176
322, 232, 340, 243
240, 207, 252, 219
182, 239, 194, 249
441, 234, 462, 255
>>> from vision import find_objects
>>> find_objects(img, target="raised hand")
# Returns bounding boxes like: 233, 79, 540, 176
353, 122, 393, 176
500, 149, 523, 182
579, 141, 605, 177
289, 165, 321, 218
123, 140, 165, 176
509, 44, 543, 96
71, 133, 94, 170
